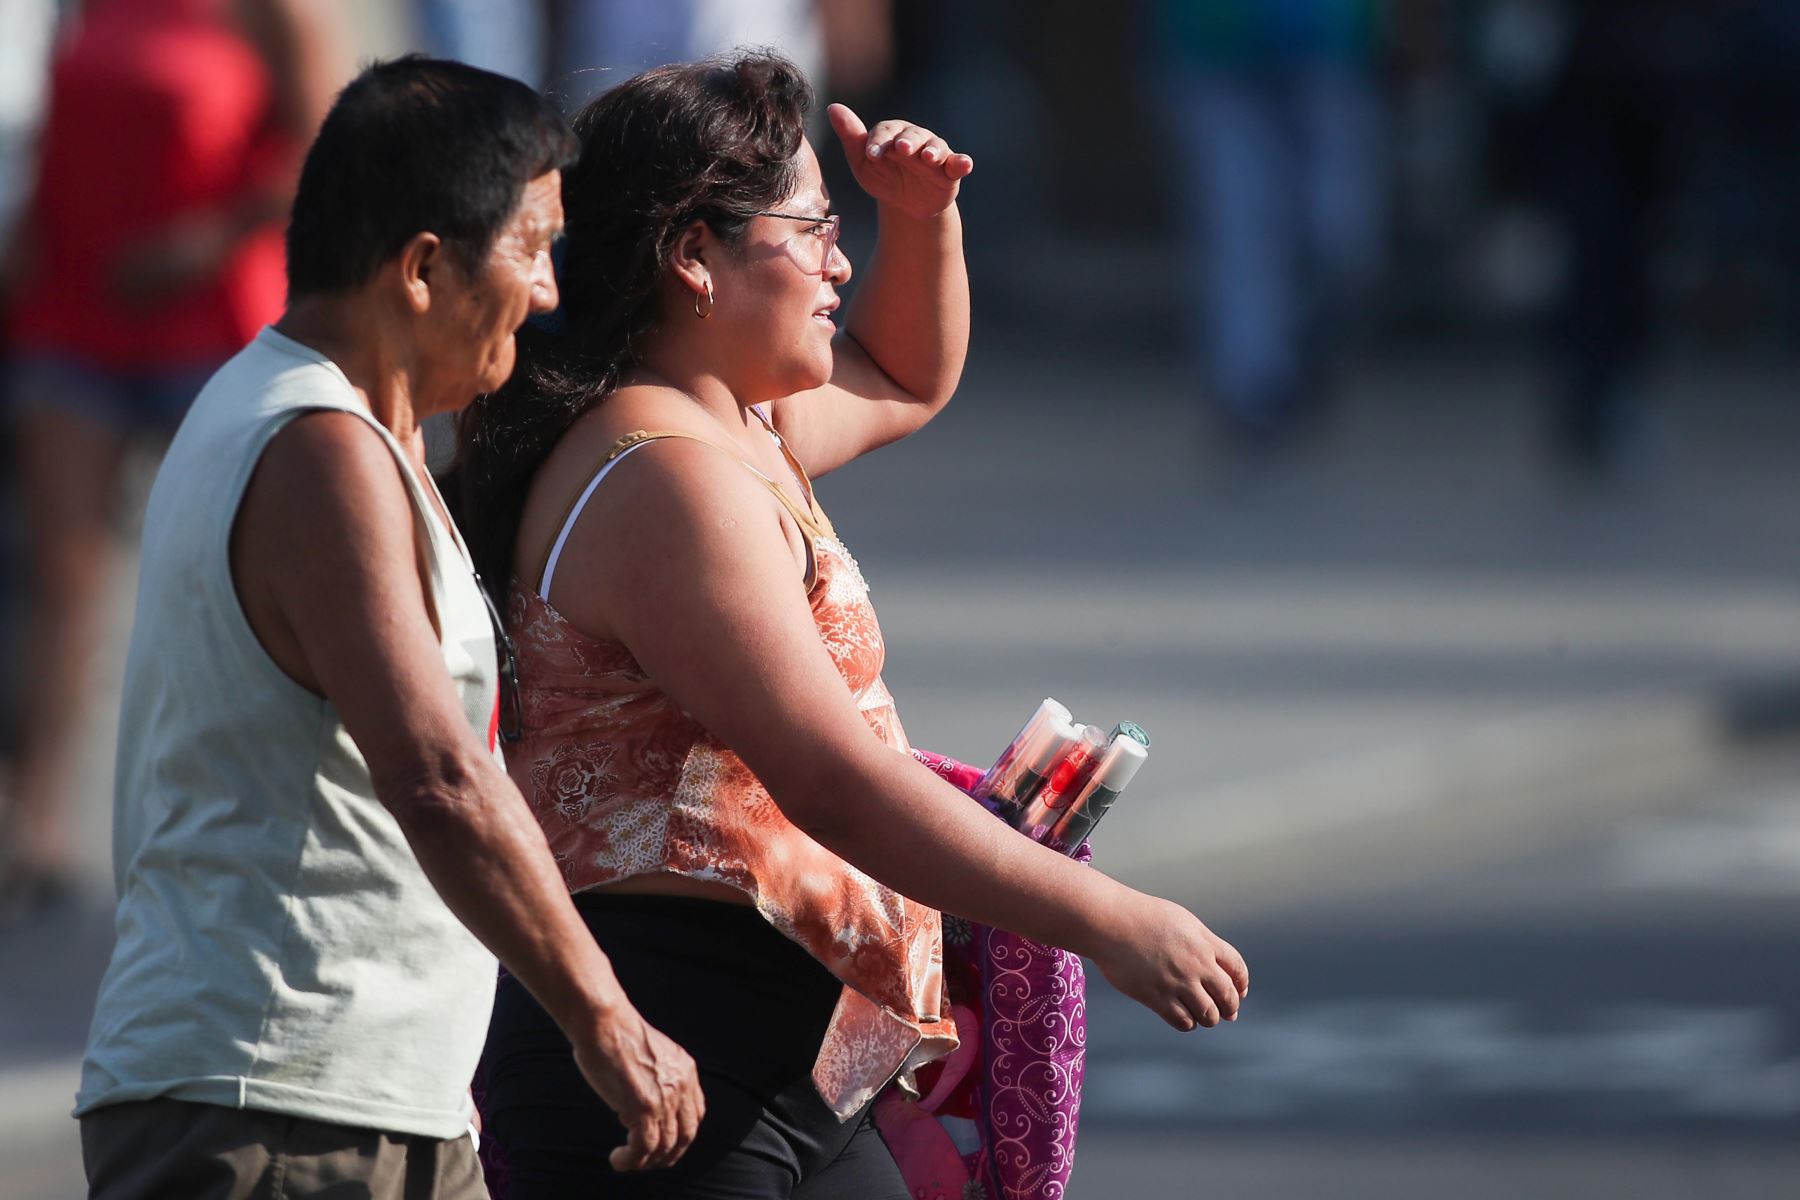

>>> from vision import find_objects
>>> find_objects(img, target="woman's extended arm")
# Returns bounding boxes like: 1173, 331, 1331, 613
550, 440, 1249, 1030
769, 104, 973, 477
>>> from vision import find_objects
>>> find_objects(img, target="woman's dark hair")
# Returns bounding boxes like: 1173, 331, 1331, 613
447, 52, 814, 589
287, 56, 577, 296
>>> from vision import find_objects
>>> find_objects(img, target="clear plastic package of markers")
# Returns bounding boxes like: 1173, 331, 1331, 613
972, 696, 1149, 855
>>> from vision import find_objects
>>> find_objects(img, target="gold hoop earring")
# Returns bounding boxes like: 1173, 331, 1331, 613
695, 279, 714, 319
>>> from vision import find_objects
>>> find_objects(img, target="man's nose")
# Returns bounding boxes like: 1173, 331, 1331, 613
530, 250, 558, 314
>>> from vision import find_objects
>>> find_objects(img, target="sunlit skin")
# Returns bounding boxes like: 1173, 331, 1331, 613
519, 105, 980, 587
647, 106, 977, 431
415, 169, 565, 411
690, 140, 850, 403
275, 170, 564, 466
511, 102, 1249, 1037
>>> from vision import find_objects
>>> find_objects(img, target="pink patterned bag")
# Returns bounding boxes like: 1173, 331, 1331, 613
876, 750, 1088, 1200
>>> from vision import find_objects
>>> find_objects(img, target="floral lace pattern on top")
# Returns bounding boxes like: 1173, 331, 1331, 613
506, 461, 955, 1119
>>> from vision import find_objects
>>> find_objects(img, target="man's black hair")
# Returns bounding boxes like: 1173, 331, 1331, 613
285, 56, 577, 297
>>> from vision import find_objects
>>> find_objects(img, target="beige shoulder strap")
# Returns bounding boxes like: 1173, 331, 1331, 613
749, 407, 837, 539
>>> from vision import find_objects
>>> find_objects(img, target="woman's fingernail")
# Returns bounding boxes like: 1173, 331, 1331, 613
868, 143, 883, 158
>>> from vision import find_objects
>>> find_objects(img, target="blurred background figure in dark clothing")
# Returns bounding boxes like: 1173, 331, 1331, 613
0, 0, 62, 892
1531, 0, 1800, 473
1149, 0, 1386, 457
1535, 0, 1691, 473
0, 0, 346, 913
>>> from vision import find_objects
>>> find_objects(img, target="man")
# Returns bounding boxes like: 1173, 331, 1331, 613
75, 56, 702, 1198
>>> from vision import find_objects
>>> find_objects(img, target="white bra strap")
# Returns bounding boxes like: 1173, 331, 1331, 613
538, 439, 655, 600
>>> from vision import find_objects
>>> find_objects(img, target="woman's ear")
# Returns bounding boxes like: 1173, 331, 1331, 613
667, 220, 713, 299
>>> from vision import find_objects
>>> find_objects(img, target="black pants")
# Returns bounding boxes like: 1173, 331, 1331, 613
481, 893, 908, 1199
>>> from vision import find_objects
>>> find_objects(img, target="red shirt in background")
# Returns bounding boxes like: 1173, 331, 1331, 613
9, 0, 291, 369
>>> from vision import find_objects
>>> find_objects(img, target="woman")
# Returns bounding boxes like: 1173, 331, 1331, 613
454, 52, 1249, 1198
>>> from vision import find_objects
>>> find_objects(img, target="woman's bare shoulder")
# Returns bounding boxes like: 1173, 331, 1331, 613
524, 386, 709, 523
523, 392, 788, 557
533, 429, 807, 641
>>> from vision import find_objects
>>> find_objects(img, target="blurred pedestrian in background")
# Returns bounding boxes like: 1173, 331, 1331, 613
0, 0, 62, 896
1534, 0, 1700, 473
414, 0, 548, 88
0, 0, 344, 911
550, 0, 824, 108
77, 56, 703, 1196
1150, 0, 1386, 458
544, 0, 892, 111
0, 0, 58, 283
1531, 0, 1800, 473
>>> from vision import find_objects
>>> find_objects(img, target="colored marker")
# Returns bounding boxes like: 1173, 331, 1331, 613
1109, 720, 1150, 750
1048, 734, 1149, 853
1005, 715, 1084, 817
975, 697, 1072, 811
1013, 722, 1108, 839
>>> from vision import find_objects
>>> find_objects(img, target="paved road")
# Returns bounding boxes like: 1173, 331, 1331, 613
1065, 742, 1800, 1197
10, 747, 1797, 1199
3, 344, 1795, 1198
1082, 742, 1800, 1123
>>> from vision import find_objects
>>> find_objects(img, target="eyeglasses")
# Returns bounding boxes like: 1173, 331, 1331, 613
747, 210, 843, 276
472, 571, 523, 744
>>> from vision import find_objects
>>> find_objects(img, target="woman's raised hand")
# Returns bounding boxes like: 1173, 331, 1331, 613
1090, 892, 1250, 1032
828, 102, 974, 222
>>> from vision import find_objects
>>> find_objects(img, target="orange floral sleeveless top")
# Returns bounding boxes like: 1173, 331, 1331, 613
505, 419, 956, 1119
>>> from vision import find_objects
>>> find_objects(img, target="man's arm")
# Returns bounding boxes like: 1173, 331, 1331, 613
229, 410, 702, 1170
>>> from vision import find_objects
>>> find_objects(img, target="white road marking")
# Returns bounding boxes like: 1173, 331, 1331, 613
1603, 791, 1800, 895
1084, 1002, 1800, 1122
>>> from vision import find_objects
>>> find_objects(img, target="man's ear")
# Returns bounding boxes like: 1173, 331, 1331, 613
667, 220, 713, 300
396, 232, 442, 315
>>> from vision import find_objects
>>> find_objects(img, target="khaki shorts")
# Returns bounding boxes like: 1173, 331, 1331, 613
80, 1098, 486, 1200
